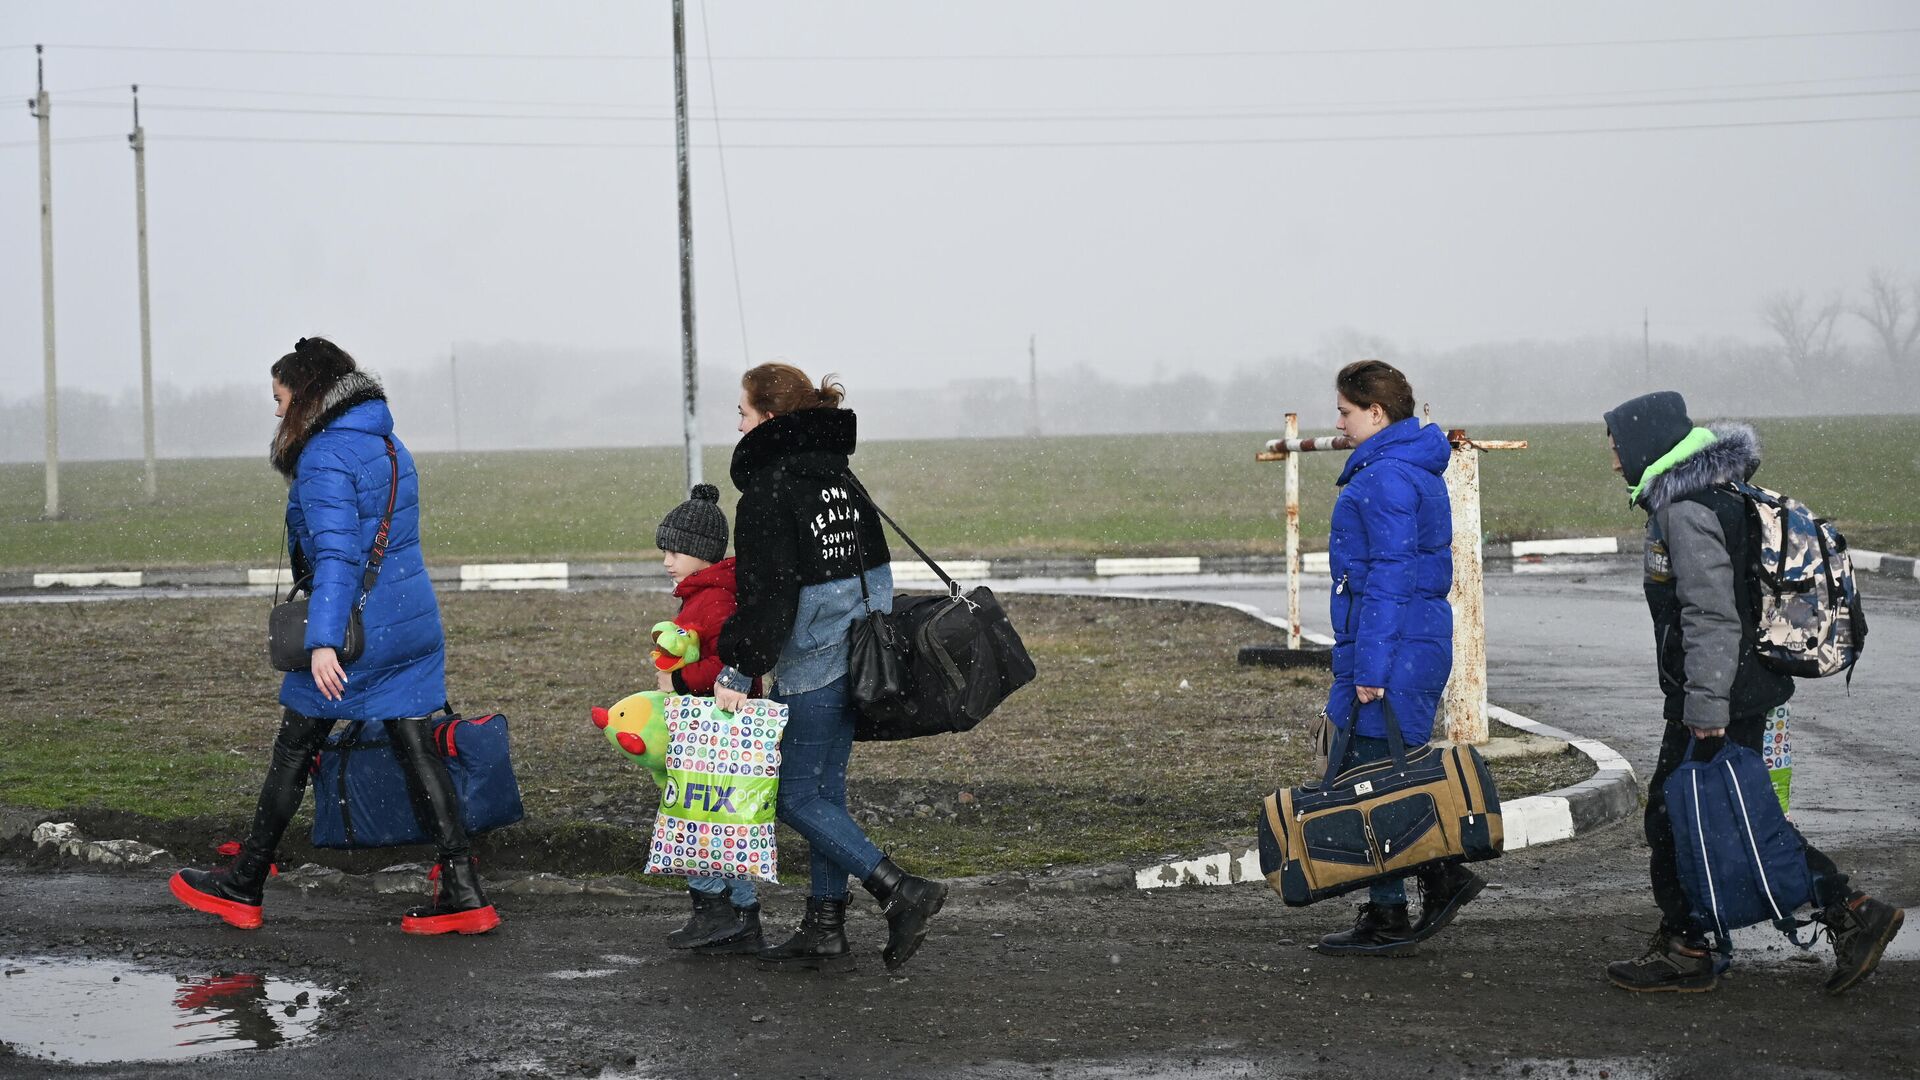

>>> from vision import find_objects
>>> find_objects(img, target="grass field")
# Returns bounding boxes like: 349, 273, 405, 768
0, 591, 1590, 878
4, 415, 1916, 570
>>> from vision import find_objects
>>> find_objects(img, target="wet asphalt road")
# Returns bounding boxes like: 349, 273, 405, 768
1, 560, 1915, 1079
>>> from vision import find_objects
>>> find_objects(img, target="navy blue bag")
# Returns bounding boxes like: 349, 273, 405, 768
1663, 739, 1816, 941
310, 712, 526, 850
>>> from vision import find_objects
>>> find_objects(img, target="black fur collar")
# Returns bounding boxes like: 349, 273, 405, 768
271, 371, 386, 478
729, 407, 858, 488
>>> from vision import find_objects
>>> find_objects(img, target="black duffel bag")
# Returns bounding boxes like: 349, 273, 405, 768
843, 475, 1036, 741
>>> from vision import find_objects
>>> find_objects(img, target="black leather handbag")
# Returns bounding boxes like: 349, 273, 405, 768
268, 438, 397, 673
844, 474, 1036, 741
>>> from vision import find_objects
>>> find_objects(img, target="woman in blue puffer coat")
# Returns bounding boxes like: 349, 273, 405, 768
1315, 359, 1482, 957
169, 337, 498, 936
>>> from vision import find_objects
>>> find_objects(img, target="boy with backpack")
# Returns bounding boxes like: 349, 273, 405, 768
1601, 391, 1902, 994
653, 484, 763, 954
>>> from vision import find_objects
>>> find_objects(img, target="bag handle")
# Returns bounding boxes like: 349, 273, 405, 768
841, 471, 961, 597
1321, 695, 1409, 789
277, 438, 400, 609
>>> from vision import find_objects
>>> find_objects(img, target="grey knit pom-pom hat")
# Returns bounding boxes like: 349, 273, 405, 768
656, 483, 729, 563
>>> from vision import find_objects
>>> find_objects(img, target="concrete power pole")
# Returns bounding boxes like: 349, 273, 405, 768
672, 0, 702, 491
448, 346, 464, 453
1026, 334, 1040, 437
130, 85, 157, 501
1643, 307, 1651, 383
31, 46, 60, 519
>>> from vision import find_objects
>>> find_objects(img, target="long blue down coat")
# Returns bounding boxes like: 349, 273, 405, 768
278, 382, 447, 720
1327, 417, 1454, 745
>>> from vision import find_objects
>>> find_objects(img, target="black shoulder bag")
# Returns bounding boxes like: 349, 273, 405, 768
843, 472, 1036, 741
268, 437, 399, 672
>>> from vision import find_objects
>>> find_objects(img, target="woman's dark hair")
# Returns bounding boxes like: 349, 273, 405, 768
1335, 359, 1415, 423
271, 336, 359, 463
742, 362, 844, 416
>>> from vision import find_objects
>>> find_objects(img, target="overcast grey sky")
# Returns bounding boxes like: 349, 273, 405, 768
2, 1, 1917, 400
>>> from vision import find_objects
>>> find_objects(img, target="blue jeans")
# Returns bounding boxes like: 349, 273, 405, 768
774, 676, 885, 900
688, 875, 757, 908
1343, 732, 1419, 907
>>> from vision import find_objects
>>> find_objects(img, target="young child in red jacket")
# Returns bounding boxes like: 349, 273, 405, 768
654, 484, 762, 954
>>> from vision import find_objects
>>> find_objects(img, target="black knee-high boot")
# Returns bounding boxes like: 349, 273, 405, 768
169, 709, 334, 929
389, 716, 500, 935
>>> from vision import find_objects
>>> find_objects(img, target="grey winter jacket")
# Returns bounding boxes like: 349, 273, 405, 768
1634, 423, 1793, 730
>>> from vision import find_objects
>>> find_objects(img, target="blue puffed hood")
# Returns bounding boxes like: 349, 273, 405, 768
1337, 417, 1452, 487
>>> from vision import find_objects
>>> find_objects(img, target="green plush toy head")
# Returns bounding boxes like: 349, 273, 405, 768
650, 620, 701, 673
589, 689, 670, 785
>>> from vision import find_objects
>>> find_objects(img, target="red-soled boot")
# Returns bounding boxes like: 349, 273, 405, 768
401, 856, 501, 936
168, 846, 272, 930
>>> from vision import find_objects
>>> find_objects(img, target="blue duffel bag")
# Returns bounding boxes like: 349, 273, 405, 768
310, 712, 526, 849
1664, 738, 1816, 942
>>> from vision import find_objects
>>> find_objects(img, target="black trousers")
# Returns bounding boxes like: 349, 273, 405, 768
1644, 714, 1850, 933
242, 708, 469, 861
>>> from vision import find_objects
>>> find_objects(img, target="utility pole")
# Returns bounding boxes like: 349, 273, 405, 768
1643, 307, 1651, 383
672, 0, 702, 490
1026, 333, 1040, 437
448, 346, 463, 452
31, 46, 60, 519
130, 85, 157, 501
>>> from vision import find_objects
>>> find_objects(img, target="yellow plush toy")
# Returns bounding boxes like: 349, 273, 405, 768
590, 690, 670, 786
649, 620, 701, 673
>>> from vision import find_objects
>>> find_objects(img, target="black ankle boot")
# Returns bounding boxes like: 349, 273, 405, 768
1317, 902, 1418, 957
169, 846, 273, 930
1410, 862, 1486, 941
693, 904, 765, 956
666, 888, 735, 950
863, 857, 949, 971
401, 856, 500, 936
757, 898, 855, 972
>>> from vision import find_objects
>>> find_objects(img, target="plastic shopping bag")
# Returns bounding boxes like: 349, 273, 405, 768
644, 695, 788, 883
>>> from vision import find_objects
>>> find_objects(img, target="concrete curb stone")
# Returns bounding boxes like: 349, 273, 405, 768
9, 539, 1919, 595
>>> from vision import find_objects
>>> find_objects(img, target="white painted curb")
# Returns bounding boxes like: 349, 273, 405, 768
33, 571, 142, 588
459, 562, 569, 591
1511, 537, 1620, 557
893, 559, 992, 584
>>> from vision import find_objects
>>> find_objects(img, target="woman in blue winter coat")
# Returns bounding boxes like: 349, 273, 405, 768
1316, 359, 1482, 957
169, 337, 498, 936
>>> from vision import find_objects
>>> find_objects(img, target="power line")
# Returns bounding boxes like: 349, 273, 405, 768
0, 134, 124, 149
47, 69, 1920, 118
34, 26, 1920, 62
697, 0, 751, 366
47, 85, 1920, 125
98, 110, 1919, 150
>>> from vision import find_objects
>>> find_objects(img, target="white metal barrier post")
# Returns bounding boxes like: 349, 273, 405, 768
1258, 422, 1354, 654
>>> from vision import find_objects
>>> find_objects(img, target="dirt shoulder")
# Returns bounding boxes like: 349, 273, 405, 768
0, 592, 1591, 879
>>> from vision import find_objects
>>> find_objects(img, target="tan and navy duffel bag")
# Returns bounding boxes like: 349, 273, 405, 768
1257, 699, 1502, 907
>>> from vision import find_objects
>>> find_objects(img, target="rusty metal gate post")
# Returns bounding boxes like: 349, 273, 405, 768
1442, 438, 1487, 744
1440, 432, 1528, 745
1283, 412, 1301, 649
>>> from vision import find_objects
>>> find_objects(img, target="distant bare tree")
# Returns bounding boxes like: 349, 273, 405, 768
1851, 268, 1920, 378
1758, 291, 1846, 373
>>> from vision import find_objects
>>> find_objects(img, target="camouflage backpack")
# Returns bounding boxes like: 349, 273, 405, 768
1732, 481, 1868, 679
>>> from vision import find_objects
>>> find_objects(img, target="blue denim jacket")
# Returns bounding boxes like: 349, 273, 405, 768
719, 564, 892, 697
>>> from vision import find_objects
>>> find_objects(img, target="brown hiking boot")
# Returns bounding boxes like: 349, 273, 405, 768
1819, 894, 1905, 995
1606, 927, 1718, 993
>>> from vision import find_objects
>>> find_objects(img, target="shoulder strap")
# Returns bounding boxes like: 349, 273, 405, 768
841, 471, 959, 595
356, 438, 401, 610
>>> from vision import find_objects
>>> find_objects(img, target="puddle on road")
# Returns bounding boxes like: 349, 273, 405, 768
0, 956, 343, 1064
1485, 1059, 1666, 1080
